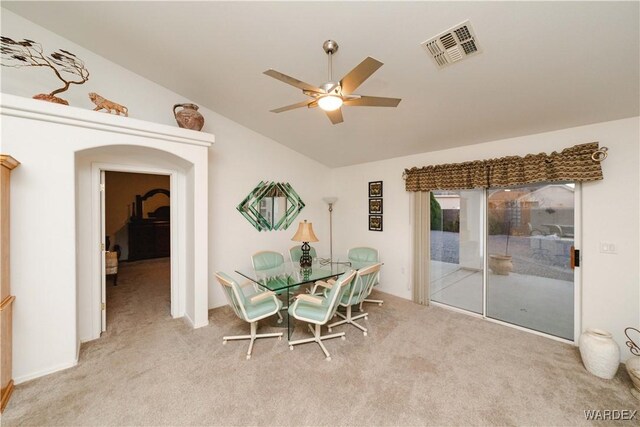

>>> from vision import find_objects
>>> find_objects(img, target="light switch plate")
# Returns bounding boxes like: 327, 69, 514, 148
600, 241, 617, 254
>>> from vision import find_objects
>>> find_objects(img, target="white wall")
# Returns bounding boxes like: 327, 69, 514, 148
1, 103, 211, 382
331, 117, 640, 358
1, 10, 331, 382
0, 8, 332, 304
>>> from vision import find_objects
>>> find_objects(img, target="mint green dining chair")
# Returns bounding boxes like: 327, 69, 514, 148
289, 245, 317, 264
348, 247, 383, 308
251, 251, 287, 321
288, 269, 356, 361
327, 262, 382, 336
215, 272, 283, 360
251, 250, 285, 270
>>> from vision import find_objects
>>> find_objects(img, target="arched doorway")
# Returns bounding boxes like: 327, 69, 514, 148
75, 145, 202, 342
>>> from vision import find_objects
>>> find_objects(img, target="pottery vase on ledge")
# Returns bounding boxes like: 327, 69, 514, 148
579, 328, 620, 379
173, 103, 204, 131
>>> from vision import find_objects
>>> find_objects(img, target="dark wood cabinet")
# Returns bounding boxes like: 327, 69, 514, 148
128, 220, 170, 260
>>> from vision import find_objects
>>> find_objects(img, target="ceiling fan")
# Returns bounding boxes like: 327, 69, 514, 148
263, 40, 401, 125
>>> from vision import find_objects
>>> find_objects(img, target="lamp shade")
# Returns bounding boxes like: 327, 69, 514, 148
322, 197, 338, 205
291, 220, 319, 242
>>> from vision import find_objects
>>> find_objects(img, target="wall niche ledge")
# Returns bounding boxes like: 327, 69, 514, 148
0, 93, 214, 147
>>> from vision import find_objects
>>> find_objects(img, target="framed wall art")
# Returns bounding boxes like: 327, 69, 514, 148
368, 181, 383, 198
369, 215, 383, 232
369, 198, 383, 214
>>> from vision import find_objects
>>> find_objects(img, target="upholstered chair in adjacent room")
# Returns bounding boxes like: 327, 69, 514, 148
288, 270, 356, 361
327, 262, 382, 336
348, 247, 383, 307
215, 272, 283, 360
288, 245, 317, 264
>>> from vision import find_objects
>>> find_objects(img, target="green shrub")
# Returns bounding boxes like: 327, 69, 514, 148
430, 192, 442, 230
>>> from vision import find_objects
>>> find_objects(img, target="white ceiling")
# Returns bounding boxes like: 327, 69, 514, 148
4, 1, 639, 167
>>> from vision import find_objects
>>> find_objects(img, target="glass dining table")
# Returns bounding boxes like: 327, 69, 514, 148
235, 259, 357, 339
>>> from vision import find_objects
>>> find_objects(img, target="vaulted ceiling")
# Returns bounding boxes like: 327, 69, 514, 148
3, 1, 639, 167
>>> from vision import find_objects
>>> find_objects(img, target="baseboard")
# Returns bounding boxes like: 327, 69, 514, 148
183, 312, 208, 329
193, 319, 209, 328
0, 380, 14, 413
14, 359, 78, 385
183, 312, 195, 328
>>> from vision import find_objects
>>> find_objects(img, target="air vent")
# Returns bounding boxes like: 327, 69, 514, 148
421, 20, 481, 69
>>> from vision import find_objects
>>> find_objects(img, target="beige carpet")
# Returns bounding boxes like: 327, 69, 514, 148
2, 258, 637, 426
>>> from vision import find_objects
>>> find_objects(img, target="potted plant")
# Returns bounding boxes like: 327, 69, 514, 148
489, 220, 513, 275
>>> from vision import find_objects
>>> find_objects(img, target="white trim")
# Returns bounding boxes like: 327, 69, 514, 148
482, 188, 488, 317
0, 93, 214, 147
89, 162, 183, 340
183, 312, 195, 328
573, 183, 583, 344
431, 300, 484, 319
484, 316, 575, 345
14, 359, 78, 385
100, 170, 107, 332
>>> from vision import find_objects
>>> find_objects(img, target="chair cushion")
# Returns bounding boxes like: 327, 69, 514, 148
245, 297, 281, 320
252, 252, 284, 270
348, 247, 378, 262
289, 300, 327, 323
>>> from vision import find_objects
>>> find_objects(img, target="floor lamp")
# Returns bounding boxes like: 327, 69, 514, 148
322, 197, 337, 261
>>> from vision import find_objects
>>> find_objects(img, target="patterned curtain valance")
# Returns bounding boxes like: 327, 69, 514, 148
404, 142, 605, 192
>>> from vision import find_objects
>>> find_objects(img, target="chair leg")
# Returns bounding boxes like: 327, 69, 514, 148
289, 324, 345, 361
223, 321, 283, 360
363, 298, 383, 307
328, 305, 369, 336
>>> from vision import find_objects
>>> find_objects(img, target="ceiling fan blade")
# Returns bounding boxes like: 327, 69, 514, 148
340, 57, 384, 94
264, 69, 324, 93
325, 108, 344, 125
270, 100, 315, 113
343, 96, 402, 107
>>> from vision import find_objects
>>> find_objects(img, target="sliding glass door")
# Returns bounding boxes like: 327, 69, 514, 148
486, 184, 575, 340
429, 183, 576, 341
430, 190, 484, 314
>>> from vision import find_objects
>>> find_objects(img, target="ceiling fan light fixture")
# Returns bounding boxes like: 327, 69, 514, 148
318, 95, 343, 111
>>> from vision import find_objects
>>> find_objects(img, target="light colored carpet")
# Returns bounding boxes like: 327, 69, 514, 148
2, 258, 637, 426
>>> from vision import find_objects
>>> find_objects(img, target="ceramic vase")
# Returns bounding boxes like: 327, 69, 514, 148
626, 356, 640, 400
173, 103, 204, 131
579, 329, 620, 379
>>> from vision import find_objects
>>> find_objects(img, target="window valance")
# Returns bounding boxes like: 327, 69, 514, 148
404, 142, 605, 192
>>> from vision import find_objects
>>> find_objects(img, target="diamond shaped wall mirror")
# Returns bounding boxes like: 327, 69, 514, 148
236, 181, 305, 231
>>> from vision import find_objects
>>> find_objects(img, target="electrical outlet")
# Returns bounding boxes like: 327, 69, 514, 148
600, 242, 617, 254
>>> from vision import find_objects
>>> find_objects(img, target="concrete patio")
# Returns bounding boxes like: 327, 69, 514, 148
430, 261, 574, 340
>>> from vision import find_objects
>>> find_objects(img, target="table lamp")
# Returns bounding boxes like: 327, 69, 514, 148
291, 220, 319, 268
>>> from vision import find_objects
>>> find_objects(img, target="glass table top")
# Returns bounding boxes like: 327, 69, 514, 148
235, 260, 356, 292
